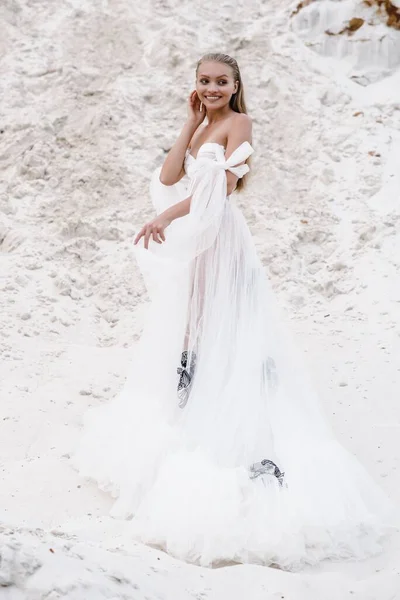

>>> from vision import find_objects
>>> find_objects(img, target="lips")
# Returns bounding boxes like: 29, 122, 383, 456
204, 95, 222, 101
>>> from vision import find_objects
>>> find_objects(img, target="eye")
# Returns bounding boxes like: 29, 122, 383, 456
199, 78, 208, 84
218, 80, 227, 85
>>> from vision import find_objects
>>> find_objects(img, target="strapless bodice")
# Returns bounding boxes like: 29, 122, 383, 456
184, 141, 254, 179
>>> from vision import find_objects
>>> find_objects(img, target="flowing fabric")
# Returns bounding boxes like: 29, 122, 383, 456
73, 141, 398, 570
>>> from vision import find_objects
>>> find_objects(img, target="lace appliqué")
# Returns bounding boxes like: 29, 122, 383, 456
250, 459, 286, 487
177, 351, 197, 409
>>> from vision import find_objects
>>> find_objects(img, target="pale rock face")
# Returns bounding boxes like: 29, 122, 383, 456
1, 0, 400, 597
292, 0, 400, 84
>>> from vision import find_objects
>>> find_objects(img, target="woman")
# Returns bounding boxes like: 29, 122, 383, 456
74, 53, 397, 570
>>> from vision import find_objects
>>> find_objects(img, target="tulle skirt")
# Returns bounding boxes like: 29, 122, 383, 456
73, 155, 398, 570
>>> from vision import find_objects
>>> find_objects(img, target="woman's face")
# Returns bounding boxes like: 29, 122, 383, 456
196, 61, 238, 110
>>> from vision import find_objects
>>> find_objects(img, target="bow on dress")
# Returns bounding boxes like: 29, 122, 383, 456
177, 141, 254, 260
188, 141, 254, 180
214, 141, 254, 178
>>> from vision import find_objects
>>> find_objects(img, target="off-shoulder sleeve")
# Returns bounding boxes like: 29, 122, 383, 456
215, 141, 254, 178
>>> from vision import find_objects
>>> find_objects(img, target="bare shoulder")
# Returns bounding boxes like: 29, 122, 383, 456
225, 113, 252, 152
230, 112, 252, 132
232, 112, 252, 124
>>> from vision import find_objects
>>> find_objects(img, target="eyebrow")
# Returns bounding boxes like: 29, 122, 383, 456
198, 73, 229, 78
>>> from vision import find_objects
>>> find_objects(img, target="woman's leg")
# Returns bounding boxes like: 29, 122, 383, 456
177, 249, 210, 407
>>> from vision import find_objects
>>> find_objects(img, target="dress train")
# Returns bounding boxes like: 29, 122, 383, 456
73, 141, 397, 569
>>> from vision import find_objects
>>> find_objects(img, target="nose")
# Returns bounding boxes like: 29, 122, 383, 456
207, 82, 219, 93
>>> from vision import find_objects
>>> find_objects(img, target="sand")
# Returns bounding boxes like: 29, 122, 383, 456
1, 0, 400, 597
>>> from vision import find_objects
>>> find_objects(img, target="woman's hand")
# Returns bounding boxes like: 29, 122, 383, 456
187, 90, 206, 128
134, 215, 172, 249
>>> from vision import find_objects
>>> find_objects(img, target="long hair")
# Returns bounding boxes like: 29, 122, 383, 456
196, 53, 250, 192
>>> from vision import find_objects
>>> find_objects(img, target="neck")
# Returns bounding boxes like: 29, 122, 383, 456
206, 104, 232, 125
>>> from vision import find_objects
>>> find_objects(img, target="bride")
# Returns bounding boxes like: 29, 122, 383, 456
74, 52, 397, 570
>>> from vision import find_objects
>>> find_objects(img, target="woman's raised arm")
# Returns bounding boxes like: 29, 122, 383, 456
159, 91, 205, 186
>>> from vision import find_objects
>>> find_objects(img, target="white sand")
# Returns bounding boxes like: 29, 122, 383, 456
1, 0, 400, 597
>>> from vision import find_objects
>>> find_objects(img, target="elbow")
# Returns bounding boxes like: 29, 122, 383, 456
226, 175, 239, 196
159, 175, 171, 186
159, 171, 176, 186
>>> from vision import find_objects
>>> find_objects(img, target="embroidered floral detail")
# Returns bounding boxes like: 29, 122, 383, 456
249, 459, 286, 487
177, 351, 197, 408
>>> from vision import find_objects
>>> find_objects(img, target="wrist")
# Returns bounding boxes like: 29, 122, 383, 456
163, 208, 175, 223
184, 119, 200, 132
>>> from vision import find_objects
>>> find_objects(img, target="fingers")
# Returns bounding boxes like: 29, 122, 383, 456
189, 90, 199, 105
152, 225, 167, 244
134, 222, 167, 249
152, 226, 161, 244
144, 225, 152, 250
134, 226, 146, 245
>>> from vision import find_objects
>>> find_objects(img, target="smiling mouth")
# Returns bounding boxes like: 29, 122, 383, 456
204, 96, 222, 101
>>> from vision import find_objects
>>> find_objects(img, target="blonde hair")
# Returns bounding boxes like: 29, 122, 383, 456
196, 53, 250, 191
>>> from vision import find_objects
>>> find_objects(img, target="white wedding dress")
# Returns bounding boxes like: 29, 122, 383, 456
73, 141, 397, 570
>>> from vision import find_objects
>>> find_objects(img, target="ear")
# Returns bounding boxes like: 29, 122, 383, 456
234, 80, 239, 93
